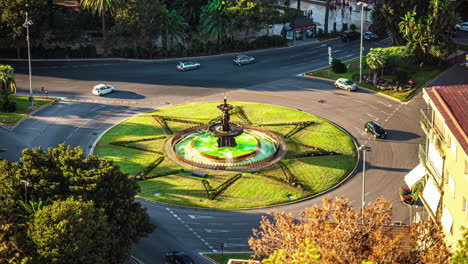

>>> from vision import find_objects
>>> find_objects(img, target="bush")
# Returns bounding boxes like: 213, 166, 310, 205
394, 67, 408, 83
350, 24, 357, 31
331, 59, 347, 73
1, 101, 16, 113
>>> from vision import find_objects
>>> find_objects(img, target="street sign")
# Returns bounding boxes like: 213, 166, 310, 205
328, 47, 332, 65
220, 242, 224, 255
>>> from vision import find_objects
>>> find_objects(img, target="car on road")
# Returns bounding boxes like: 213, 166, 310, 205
165, 251, 195, 264
92, 84, 115, 96
399, 184, 414, 205
455, 22, 468, 31
340, 30, 360, 42
364, 121, 387, 139
363, 31, 379, 41
334, 78, 358, 91
233, 55, 255, 66
177, 61, 201, 71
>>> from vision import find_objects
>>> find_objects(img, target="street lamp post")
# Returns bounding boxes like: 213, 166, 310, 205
20, 180, 33, 203
357, 2, 367, 83
358, 145, 370, 213
23, 10, 34, 107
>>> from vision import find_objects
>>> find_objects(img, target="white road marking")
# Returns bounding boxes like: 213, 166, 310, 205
381, 110, 390, 115
343, 54, 354, 58
188, 215, 214, 219
359, 118, 367, 123
376, 100, 392, 108
223, 243, 249, 247
204, 229, 230, 233
355, 127, 366, 136
336, 108, 344, 112
367, 113, 379, 121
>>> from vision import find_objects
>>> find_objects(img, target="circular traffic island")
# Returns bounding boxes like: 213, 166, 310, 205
94, 102, 358, 209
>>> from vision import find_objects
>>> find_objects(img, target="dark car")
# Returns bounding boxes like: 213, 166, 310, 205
165, 251, 195, 264
341, 30, 360, 42
399, 184, 414, 205
364, 121, 387, 138
233, 55, 255, 66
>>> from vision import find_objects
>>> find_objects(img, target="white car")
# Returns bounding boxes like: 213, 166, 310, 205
334, 78, 358, 91
456, 22, 468, 31
177, 61, 200, 71
92, 84, 115, 96
363, 31, 379, 41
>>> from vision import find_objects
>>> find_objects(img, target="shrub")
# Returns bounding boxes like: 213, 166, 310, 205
350, 24, 357, 31
393, 67, 408, 84
1, 101, 16, 113
331, 58, 347, 73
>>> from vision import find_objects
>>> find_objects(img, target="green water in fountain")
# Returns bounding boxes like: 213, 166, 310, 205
174, 129, 277, 166
193, 133, 258, 157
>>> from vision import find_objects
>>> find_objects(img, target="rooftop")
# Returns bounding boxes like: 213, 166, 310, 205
425, 85, 468, 154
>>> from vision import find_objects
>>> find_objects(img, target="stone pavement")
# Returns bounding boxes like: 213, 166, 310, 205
290, 0, 373, 31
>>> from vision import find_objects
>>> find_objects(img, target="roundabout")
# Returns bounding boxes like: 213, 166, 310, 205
94, 101, 357, 209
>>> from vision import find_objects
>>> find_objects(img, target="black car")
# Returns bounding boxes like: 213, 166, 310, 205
364, 121, 387, 138
165, 251, 195, 264
340, 30, 360, 42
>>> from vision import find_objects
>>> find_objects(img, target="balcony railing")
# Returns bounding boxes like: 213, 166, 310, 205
420, 108, 432, 133
418, 144, 442, 188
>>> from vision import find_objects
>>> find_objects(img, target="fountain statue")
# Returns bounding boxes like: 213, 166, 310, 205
207, 97, 243, 148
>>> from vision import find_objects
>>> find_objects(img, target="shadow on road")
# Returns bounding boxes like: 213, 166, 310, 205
104, 91, 146, 100
385, 130, 420, 141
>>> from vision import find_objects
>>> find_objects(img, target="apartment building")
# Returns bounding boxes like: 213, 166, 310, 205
410, 85, 468, 249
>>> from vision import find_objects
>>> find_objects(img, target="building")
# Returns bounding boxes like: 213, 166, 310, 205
412, 85, 468, 249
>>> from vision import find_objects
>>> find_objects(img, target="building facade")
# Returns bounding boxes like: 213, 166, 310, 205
417, 85, 467, 249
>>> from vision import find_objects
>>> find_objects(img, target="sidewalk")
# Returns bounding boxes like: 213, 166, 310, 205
290, 0, 373, 31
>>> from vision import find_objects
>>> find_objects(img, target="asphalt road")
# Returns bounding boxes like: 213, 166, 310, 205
1, 36, 429, 264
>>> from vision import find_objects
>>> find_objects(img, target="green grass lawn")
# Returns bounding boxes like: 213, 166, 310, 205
0, 95, 57, 125
203, 253, 257, 264
94, 102, 357, 209
305, 58, 447, 101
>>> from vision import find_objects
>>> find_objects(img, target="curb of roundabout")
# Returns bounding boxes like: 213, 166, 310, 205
0, 96, 60, 129
90, 101, 361, 211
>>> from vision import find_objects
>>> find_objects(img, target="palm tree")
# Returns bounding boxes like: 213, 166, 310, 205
200, 0, 233, 51
160, 6, 189, 51
365, 52, 385, 85
174, 0, 208, 30
80, 0, 119, 55
0, 65, 17, 107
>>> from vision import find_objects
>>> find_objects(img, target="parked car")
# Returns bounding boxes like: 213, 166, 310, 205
177, 61, 200, 71
455, 22, 468, 32
233, 55, 255, 66
165, 251, 195, 264
334, 78, 358, 91
399, 184, 414, 205
364, 121, 387, 138
92, 84, 115, 96
363, 31, 379, 41
340, 30, 360, 42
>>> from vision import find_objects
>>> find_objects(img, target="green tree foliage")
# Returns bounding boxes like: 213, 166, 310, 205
80, 0, 120, 54
452, 227, 468, 264
29, 198, 111, 264
200, 0, 234, 51
0, 0, 48, 57
0, 145, 154, 263
0, 65, 17, 106
365, 50, 385, 85
159, 5, 188, 51
174, 0, 208, 29
398, 0, 459, 63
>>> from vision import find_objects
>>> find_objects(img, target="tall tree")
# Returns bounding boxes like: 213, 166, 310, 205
29, 198, 111, 264
365, 51, 385, 85
80, 0, 120, 55
0, 65, 17, 107
199, 0, 233, 51
173, 0, 208, 30
0, 145, 154, 263
324, 0, 330, 34
159, 5, 188, 51
249, 197, 452, 263
0, 0, 48, 58
398, 0, 459, 63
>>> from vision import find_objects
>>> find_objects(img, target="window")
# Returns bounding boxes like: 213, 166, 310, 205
447, 173, 455, 197
450, 138, 457, 160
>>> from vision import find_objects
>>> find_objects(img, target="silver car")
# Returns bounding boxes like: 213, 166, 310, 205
363, 31, 379, 41
177, 61, 200, 71
233, 55, 255, 66
334, 78, 358, 91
